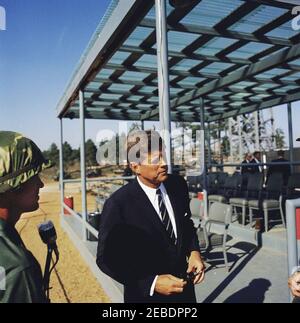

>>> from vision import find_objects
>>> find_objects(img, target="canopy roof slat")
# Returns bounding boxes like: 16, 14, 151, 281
57, 0, 300, 123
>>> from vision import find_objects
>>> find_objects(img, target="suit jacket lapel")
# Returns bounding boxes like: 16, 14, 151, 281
131, 180, 170, 241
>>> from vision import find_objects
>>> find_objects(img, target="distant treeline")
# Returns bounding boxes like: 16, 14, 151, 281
43, 139, 98, 167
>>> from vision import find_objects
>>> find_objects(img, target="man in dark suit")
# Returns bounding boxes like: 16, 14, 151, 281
96, 130, 205, 303
240, 153, 253, 175
267, 150, 291, 185
250, 151, 262, 174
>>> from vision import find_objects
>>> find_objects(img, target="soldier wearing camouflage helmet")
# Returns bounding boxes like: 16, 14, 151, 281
0, 131, 52, 303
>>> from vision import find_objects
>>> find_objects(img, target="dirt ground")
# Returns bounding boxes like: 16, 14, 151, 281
16, 181, 111, 303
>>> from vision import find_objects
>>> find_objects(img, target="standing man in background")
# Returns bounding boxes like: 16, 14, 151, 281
241, 153, 253, 175
251, 151, 262, 173
267, 150, 291, 185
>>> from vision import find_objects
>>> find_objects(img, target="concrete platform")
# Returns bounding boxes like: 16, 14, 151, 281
61, 213, 290, 303
192, 214, 290, 303
196, 236, 289, 303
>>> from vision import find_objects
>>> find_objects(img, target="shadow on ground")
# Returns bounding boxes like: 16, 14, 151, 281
200, 240, 261, 303
223, 278, 271, 303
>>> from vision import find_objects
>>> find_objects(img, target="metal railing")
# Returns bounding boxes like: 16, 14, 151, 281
63, 203, 99, 239
208, 161, 300, 168
61, 176, 135, 240
62, 176, 134, 184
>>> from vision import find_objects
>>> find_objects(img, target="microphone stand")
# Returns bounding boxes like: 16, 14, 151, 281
43, 244, 59, 303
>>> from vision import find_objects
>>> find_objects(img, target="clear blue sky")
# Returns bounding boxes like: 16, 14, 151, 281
0, 0, 299, 151
0, 0, 116, 150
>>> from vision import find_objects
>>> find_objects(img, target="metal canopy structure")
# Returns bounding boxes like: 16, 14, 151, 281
56, 2, 300, 299
57, 0, 300, 123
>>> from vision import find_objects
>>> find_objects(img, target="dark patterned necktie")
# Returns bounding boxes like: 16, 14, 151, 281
156, 189, 177, 245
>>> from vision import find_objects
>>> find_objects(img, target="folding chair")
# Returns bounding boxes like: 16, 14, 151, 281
202, 202, 232, 271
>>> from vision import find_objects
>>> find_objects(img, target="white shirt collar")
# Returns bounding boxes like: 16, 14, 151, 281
137, 176, 166, 203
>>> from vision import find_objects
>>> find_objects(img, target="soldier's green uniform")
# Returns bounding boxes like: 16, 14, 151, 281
0, 219, 46, 303
0, 131, 52, 303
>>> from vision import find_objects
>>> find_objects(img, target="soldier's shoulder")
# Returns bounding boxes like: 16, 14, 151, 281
0, 236, 30, 273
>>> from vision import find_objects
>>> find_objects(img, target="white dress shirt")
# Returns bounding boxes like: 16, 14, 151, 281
137, 176, 177, 296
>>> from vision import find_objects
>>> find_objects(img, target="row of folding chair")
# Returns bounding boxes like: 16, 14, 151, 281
186, 172, 229, 195
198, 172, 300, 232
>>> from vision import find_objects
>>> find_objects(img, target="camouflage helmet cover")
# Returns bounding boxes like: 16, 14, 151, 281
0, 131, 52, 193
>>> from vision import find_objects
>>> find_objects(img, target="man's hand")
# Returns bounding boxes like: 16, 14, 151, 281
187, 251, 205, 284
288, 272, 300, 298
154, 275, 187, 296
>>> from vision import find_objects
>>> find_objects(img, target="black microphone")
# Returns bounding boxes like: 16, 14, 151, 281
38, 221, 59, 258
38, 220, 59, 302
